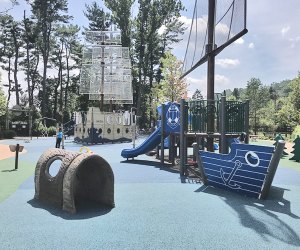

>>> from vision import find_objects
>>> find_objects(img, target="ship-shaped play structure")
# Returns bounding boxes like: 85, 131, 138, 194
74, 28, 133, 144
196, 142, 284, 198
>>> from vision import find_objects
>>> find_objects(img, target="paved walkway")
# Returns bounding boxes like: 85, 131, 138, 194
0, 137, 299, 250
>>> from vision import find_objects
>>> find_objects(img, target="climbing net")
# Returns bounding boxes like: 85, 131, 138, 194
79, 31, 133, 104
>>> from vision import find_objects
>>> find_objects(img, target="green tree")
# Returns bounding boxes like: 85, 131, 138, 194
134, 0, 185, 128
10, 19, 24, 105
84, 1, 111, 31
151, 51, 187, 104
0, 15, 14, 109
26, 0, 71, 117
232, 88, 240, 100
104, 0, 134, 47
192, 89, 203, 100
0, 82, 6, 117
289, 73, 300, 111
242, 78, 268, 134
275, 99, 298, 129
21, 10, 41, 109
290, 135, 300, 162
48, 24, 81, 123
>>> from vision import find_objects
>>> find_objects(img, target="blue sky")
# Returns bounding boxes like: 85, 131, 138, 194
1, 0, 300, 98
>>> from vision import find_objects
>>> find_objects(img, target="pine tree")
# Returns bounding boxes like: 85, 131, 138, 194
273, 133, 288, 156
192, 89, 204, 100
290, 135, 300, 162
25, 0, 71, 117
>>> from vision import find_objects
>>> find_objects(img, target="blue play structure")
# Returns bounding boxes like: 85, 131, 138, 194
121, 127, 169, 159
121, 102, 180, 159
196, 141, 285, 198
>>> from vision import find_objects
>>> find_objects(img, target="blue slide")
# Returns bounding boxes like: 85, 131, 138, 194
121, 127, 169, 159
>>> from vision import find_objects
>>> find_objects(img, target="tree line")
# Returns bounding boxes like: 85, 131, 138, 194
224, 75, 300, 135
0, 0, 299, 135
0, 0, 187, 131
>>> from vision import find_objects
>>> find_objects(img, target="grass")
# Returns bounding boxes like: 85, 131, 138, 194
0, 158, 35, 203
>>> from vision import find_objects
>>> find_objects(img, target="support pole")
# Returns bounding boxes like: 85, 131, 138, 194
260, 140, 285, 199
169, 134, 175, 165
220, 96, 227, 153
206, 0, 216, 152
160, 104, 165, 165
244, 100, 250, 144
180, 99, 187, 175
100, 44, 105, 112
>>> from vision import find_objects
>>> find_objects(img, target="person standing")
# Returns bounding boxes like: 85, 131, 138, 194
56, 128, 63, 148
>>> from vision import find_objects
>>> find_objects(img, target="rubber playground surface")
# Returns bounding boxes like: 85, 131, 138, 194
0, 137, 300, 250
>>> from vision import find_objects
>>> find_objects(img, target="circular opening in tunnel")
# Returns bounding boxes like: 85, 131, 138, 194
46, 159, 62, 178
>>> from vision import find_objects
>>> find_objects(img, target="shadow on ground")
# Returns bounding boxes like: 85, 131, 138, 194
27, 198, 113, 220
195, 185, 300, 246
120, 159, 179, 174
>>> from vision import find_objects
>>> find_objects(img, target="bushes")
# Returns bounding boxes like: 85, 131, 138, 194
0, 130, 16, 139
292, 125, 300, 139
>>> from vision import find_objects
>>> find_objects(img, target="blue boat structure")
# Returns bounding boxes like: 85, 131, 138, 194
196, 141, 285, 199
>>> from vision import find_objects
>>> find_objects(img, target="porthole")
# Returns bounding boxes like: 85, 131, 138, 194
245, 151, 260, 167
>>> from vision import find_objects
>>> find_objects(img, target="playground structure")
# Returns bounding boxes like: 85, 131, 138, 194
121, 99, 286, 199
121, 97, 249, 171
34, 148, 115, 213
76, 28, 134, 145
74, 107, 133, 144
121, 102, 181, 159
194, 140, 285, 199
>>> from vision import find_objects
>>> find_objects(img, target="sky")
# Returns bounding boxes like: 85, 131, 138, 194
1, 0, 300, 98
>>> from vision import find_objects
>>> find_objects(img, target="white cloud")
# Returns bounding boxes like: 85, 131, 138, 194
248, 43, 255, 49
216, 58, 240, 69
178, 15, 193, 27
215, 22, 230, 35
234, 38, 245, 45
186, 76, 206, 97
186, 74, 230, 98
281, 25, 290, 37
158, 25, 167, 35
215, 74, 230, 87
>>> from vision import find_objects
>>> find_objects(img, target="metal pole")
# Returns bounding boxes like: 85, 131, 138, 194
131, 107, 136, 148
15, 144, 19, 170
180, 99, 186, 175
206, 0, 216, 151
220, 96, 227, 153
244, 100, 250, 144
61, 123, 65, 149
100, 44, 105, 112
160, 104, 165, 165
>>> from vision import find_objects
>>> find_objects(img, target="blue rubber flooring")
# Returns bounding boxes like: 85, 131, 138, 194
0, 137, 300, 250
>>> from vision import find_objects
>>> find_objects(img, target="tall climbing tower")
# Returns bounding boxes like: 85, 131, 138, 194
75, 28, 133, 144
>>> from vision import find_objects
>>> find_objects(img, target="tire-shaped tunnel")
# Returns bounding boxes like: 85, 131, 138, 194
34, 149, 114, 213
